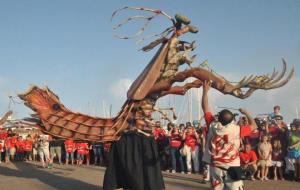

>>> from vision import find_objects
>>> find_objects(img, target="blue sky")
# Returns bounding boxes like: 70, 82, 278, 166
0, 0, 299, 123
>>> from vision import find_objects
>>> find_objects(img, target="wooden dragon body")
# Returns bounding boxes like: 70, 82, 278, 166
18, 7, 294, 142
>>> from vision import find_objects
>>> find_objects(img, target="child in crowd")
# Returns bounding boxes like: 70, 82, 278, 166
258, 134, 272, 180
272, 139, 284, 180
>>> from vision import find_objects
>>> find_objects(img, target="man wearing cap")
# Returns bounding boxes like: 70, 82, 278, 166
201, 81, 257, 190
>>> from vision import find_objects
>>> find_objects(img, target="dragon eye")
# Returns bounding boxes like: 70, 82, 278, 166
52, 104, 61, 110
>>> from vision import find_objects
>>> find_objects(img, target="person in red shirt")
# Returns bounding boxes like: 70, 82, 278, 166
15, 136, 25, 161
183, 123, 199, 174
64, 139, 75, 165
4, 129, 17, 162
240, 143, 258, 180
76, 142, 88, 166
24, 135, 33, 161
153, 121, 169, 171
167, 125, 184, 173
0, 139, 4, 163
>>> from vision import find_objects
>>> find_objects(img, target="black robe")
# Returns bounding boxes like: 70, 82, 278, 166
103, 131, 165, 190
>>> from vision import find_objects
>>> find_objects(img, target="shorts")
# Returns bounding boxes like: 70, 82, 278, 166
33, 148, 37, 155
66, 152, 74, 160
258, 159, 272, 167
77, 154, 85, 161
210, 166, 244, 190
272, 161, 283, 167
9, 147, 16, 156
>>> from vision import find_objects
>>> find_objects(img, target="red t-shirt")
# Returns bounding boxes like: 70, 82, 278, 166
240, 150, 257, 165
11, 136, 17, 146
185, 134, 197, 150
5, 137, 13, 148
64, 139, 74, 153
24, 140, 33, 152
15, 140, 25, 153
272, 148, 283, 161
103, 143, 111, 153
153, 128, 166, 139
204, 112, 252, 138
76, 143, 88, 155
0, 131, 8, 140
170, 133, 182, 148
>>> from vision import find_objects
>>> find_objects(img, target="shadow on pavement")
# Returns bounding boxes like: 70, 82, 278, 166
0, 162, 102, 190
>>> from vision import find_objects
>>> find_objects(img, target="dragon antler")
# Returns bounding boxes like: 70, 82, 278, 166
222, 59, 294, 99
147, 59, 294, 100
111, 6, 175, 40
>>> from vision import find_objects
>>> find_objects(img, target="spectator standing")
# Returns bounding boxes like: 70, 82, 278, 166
168, 126, 184, 173
32, 136, 39, 162
24, 135, 33, 161
64, 138, 75, 165
38, 135, 50, 168
0, 139, 4, 163
272, 139, 284, 180
258, 134, 272, 180
285, 119, 300, 181
49, 137, 63, 165
182, 124, 199, 174
153, 121, 169, 171
92, 143, 103, 166
15, 136, 25, 161
76, 141, 88, 166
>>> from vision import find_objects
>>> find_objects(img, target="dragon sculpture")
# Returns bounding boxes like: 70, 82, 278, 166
0, 110, 13, 126
18, 7, 294, 142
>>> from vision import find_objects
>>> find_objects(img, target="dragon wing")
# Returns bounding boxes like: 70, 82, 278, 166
127, 41, 170, 100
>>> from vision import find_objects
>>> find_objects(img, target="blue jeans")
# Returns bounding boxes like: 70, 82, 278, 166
92, 145, 103, 158
170, 147, 184, 172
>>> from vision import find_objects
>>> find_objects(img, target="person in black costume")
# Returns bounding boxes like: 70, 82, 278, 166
103, 105, 165, 190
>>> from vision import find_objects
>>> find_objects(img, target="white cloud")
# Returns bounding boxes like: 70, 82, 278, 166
109, 78, 133, 99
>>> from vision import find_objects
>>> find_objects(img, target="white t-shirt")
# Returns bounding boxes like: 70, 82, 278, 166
203, 121, 241, 167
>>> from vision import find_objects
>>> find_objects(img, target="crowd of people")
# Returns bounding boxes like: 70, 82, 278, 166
0, 105, 300, 184
0, 129, 110, 168
152, 105, 300, 183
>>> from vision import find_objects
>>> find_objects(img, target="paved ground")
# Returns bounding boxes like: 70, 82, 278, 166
0, 162, 299, 190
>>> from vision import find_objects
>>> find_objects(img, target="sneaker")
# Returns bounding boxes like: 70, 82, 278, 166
47, 163, 53, 169
264, 177, 269, 181
187, 171, 191, 174
171, 170, 176, 174
181, 171, 185, 174
250, 176, 255, 181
